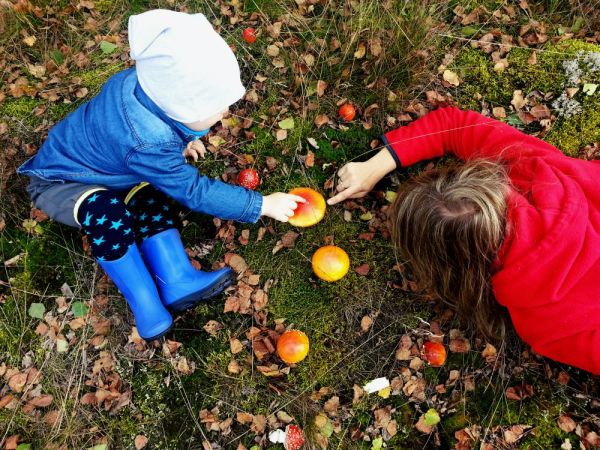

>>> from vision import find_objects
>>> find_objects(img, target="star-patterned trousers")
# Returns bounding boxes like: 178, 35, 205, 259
77, 184, 182, 261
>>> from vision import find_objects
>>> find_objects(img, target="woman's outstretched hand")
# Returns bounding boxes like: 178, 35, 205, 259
327, 148, 397, 205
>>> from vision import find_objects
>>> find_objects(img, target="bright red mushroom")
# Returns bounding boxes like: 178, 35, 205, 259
237, 168, 260, 190
338, 103, 356, 121
242, 27, 257, 44
285, 424, 305, 450
422, 341, 447, 367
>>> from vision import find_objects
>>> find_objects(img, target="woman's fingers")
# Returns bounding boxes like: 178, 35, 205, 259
327, 186, 359, 205
337, 164, 350, 179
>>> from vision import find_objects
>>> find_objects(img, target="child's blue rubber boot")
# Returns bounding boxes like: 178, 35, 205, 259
98, 244, 173, 341
140, 228, 236, 313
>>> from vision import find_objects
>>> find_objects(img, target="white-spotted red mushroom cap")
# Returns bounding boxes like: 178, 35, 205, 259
285, 424, 305, 450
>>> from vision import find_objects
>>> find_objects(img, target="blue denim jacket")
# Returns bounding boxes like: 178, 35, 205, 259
18, 68, 263, 223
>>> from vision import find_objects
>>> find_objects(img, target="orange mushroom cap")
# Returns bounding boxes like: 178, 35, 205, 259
288, 187, 326, 227
422, 341, 447, 367
312, 245, 350, 282
277, 330, 310, 364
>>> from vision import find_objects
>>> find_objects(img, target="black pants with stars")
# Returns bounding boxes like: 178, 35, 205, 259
77, 185, 182, 261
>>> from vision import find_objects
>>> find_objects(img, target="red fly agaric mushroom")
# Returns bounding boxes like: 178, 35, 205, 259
422, 341, 447, 367
242, 27, 257, 43
285, 424, 305, 450
237, 168, 260, 190
338, 103, 356, 121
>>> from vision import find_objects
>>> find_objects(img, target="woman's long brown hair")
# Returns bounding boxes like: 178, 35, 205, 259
390, 159, 510, 340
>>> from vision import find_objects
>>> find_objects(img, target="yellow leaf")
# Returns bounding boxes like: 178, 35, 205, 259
442, 69, 460, 86
23, 35, 37, 47
354, 43, 366, 59
377, 386, 391, 399
266, 44, 279, 57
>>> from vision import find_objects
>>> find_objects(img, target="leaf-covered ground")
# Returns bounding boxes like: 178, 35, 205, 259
1, 1, 600, 449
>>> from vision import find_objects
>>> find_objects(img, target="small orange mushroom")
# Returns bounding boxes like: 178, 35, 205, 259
277, 330, 310, 364
338, 103, 356, 121
242, 27, 257, 43
312, 245, 350, 282
422, 341, 447, 367
288, 187, 326, 227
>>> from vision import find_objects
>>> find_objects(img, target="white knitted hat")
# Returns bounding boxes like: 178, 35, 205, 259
128, 9, 246, 123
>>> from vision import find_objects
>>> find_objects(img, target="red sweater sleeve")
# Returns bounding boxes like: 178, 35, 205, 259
535, 331, 600, 375
383, 106, 561, 167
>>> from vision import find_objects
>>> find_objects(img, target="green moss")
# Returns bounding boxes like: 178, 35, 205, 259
442, 412, 469, 433
451, 39, 600, 155
244, 0, 287, 15
0, 97, 39, 125
450, 380, 574, 448
547, 94, 600, 156
451, 48, 514, 108
127, 363, 172, 418
77, 62, 125, 92
93, 0, 119, 13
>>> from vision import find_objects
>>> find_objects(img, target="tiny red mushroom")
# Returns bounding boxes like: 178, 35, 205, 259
285, 424, 305, 450
338, 103, 356, 121
237, 168, 260, 190
242, 27, 257, 44
422, 341, 447, 367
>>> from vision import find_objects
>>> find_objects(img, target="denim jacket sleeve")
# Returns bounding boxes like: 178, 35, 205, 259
126, 144, 263, 223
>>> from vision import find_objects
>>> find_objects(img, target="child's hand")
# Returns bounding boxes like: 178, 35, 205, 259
261, 193, 306, 222
183, 140, 207, 162
327, 148, 397, 205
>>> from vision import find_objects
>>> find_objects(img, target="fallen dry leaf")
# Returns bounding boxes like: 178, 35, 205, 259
442, 69, 460, 86
228, 359, 242, 374
230, 338, 243, 354
134, 435, 149, 450
226, 254, 248, 274
203, 320, 223, 336
251, 414, 267, 434
360, 315, 373, 333
305, 150, 315, 168
355, 264, 370, 276
237, 412, 254, 424
314, 114, 329, 128
415, 414, 433, 434
505, 384, 534, 401
557, 415, 576, 433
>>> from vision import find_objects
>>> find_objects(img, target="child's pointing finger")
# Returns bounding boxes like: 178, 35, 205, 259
289, 195, 307, 203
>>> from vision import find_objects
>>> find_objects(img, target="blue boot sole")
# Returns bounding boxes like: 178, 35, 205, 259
166, 270, 236, 314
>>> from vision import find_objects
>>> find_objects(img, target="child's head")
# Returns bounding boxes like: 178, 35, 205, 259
128, 10, 245, 127
390, 159, 510, 339
183, 109, 229, 131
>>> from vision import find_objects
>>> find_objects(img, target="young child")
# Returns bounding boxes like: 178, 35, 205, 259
329, 106, 600, 374
17, 10, 304, 341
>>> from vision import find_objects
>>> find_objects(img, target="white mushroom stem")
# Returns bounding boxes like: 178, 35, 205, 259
363, 377, 390, 394
268, 429, 286, 444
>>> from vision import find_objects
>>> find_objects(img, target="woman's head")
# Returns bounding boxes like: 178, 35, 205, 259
390, 159, 510, 339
